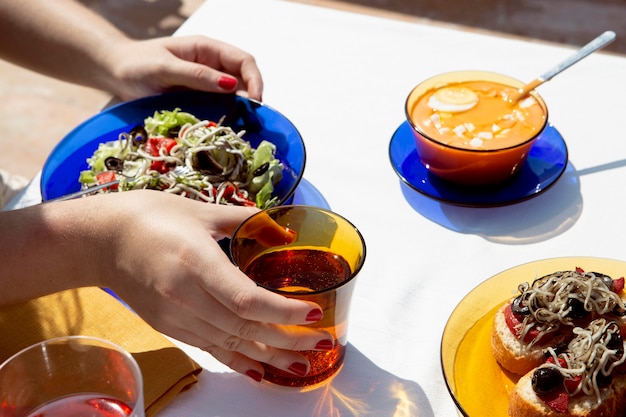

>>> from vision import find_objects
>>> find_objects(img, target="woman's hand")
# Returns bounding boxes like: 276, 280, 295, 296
92, 191, 328, 381
0, 191, 331, 381
103, 36, 263, 101
0, 1, 263, 102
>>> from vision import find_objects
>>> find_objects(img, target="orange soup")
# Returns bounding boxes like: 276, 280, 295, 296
409, 80, 547, 150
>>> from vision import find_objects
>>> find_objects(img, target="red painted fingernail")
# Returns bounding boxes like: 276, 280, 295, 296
288, 362, 308, 377
218, 76, 238, 90
305, 309, 323, 322
246, 370, 263, 382
315, 339, 334, 351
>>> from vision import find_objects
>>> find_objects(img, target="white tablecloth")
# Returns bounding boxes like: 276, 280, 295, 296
8, 1, 626, 416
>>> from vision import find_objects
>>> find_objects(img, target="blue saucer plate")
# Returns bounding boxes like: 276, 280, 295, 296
388, 122, 568, 207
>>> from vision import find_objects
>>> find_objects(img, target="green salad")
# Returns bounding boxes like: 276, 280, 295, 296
79, 109, 284, 208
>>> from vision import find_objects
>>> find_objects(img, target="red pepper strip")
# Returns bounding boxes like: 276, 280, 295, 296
220, 184, 256, 207
504, 303, 548, 343
539, 390, 569, 414
564, 375, 582, 393
575, 266, 624, 293
546, 356, 567, 366
541, 357, 579, 412
96, 171, 119, 190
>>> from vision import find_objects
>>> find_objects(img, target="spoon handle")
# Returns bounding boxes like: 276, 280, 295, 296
539, 30, 616, 82
512, 31, 616, 102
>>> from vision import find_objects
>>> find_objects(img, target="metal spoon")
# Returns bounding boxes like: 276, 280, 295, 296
44, 181, 120, 203
44, 166, 192, 203
510, 30, 616, 102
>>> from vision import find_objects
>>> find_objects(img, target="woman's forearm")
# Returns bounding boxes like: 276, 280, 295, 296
0, 0, 127, 91
0, 1, 264, 100
0, 199, 106, 304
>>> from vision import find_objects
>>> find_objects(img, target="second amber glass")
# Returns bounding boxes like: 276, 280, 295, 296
230, 205, 366, 389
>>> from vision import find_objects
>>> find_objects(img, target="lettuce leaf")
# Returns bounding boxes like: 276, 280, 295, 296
144, 108, 199, 137
248, 141, 283, 208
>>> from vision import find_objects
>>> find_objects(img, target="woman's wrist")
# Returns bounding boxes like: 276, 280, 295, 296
0, 197, 116, 305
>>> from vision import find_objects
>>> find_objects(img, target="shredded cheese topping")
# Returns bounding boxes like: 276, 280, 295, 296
514, 270, 625, 349
543, 318, 625, 404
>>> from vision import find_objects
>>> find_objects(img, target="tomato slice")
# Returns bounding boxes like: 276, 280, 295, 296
145, 138, 177, 173
95, 171, 119, 190
145, 137, 177, 156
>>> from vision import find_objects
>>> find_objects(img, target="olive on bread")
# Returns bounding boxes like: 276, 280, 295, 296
509, 318, 626, 416
491, 268, 626, 376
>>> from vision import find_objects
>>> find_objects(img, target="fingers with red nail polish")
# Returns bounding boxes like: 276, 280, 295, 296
246, 369, 263, 382
288, 362, 309, 377
218, 75, 238, 90
305, 308, 323, 322
315, 339, 334, 351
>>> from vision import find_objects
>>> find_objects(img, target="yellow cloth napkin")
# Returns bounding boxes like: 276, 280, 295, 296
0, 287, 202, 417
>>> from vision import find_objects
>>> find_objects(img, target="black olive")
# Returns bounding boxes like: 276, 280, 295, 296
596, 372, 613, 388
612, 304, 626, 315
607, 331, 623, 351
129, 125, 148, 145
167, 126, 181, 138
544, 342, 569, 359
532, 367, 563, 394
104, 157, 124, 172
511, 295, 530, 315
566, 297, 589, 320
252, 162, 270, 177
589, 272, 614, 290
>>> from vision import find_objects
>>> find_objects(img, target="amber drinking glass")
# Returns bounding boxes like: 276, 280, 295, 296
230, 205, 366, 389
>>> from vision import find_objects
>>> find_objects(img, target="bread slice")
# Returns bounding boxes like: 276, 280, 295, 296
492, 269, 626, 376
509, 318, 626, 417
509, 370, 619, 417
491, 302, 568, 375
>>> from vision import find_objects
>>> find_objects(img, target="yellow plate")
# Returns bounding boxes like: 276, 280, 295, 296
440, 257, 626, 416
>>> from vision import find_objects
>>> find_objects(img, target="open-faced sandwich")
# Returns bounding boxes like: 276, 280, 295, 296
509, 318, 626, 416
492, 268, 626, 376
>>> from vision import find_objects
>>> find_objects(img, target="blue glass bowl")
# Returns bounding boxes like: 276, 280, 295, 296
41, 91, 306, 204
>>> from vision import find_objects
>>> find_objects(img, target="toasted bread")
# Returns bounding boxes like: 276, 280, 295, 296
509, 318, 626, 417
509, 370, 619, 417
491, 301, 566, 375
492, 269, 626, 376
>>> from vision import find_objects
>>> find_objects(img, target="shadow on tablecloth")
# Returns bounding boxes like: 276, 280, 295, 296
400, 162, 583, 244
169, 343, 433, 417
